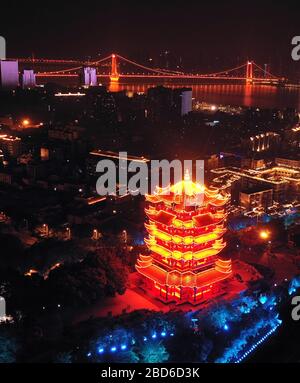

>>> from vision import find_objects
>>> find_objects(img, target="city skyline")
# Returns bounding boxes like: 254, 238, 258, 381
2, 1, 300, 76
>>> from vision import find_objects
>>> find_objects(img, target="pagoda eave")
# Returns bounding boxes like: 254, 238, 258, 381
135, 263, 232, 289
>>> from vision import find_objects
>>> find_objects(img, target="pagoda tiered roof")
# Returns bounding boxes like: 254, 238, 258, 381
145, 224, 226, 244
146, 210, 226, 228
145, 176, 229, 208
145, 239, 226, 261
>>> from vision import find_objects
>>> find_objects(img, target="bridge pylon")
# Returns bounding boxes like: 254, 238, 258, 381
246, 61, 253, 84
110, 54, 119, 82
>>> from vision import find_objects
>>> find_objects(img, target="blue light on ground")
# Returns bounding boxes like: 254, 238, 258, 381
95, 330, 175, 356
235, 324, 280, 363
289, 288, 297, 295
224, 324, 229, 331
259, 295, 268, 305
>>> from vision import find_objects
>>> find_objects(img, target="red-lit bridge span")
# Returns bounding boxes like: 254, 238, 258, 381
12, 53, 283, 85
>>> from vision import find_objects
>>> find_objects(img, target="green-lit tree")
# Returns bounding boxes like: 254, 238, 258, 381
139, 340, 169, 363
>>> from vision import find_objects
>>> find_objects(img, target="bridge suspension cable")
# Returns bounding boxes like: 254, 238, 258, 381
252, 62, 280, 79
115, 54, 184, 76
117, 54, 251, 78
199, 62, 248, 78
17, 52, 281, 82
34, 54, 113, 75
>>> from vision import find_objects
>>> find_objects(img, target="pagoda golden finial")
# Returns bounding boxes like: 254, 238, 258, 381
184, 168, 191, 182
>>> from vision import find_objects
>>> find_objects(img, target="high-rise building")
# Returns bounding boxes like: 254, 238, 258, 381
80, 67, 97, 87
0, 60, 19, 89
136, 171, 232, 304
21, 69, 36, 89
147, 86, 173, 122
239, 186, 273, 211
40, 147, 49, 161
247, 132, 280, 153
147, 86, 192, 121
173, 87, 192, 116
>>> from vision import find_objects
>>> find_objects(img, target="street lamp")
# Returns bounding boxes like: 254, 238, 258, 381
66, 227, 71, 240
122, 229, 127, 244
92, 228, 101, 240
259, 230, 270, 240
22, 119, 30, 127
43, 223, 49, 236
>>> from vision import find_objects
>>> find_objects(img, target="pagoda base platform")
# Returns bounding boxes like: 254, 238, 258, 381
136, 266, 232, 305
134, 260, 262, 308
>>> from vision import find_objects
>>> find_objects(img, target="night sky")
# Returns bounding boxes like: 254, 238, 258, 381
2, 0, 300, 75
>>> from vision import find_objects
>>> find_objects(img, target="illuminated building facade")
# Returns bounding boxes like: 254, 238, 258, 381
173, 87, 192, 116
239, 186, 273, 210
212, 165, 300, 204
275, 157, 300, 169
249, 132, 280, 153
0, 60, 19, 89
21, 69, 36, 89
80, 67, 97, 87
0, 134, 21, 157
136, 172, 232, 304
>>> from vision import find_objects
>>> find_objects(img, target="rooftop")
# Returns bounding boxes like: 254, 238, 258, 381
240, 185, 273, 194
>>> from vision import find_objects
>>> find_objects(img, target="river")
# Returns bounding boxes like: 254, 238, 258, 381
38, 76, 300, 109
107, 82, 300, 109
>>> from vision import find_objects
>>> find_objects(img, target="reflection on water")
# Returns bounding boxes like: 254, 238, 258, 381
38, 75, 300, 109
108, 82, 300, 109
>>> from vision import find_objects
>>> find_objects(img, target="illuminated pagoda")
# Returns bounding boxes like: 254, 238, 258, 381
136, 171, 232, 304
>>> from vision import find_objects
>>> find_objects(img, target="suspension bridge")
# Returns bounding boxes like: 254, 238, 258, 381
12, 53, 284, 85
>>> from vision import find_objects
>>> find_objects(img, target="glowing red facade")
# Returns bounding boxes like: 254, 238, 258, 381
136, 173, 232, 304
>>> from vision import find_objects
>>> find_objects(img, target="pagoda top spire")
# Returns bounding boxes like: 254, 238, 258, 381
170, 173, 204, 198
147, 173, 228, 208
184, 169, 190, 182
